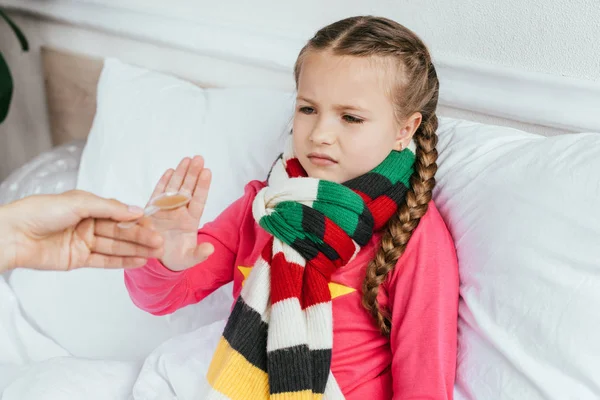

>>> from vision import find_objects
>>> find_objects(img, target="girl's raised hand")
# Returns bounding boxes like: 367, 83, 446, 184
147, 156, 215, 271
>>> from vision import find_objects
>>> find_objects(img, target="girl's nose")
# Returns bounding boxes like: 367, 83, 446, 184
309, 119, 336, 145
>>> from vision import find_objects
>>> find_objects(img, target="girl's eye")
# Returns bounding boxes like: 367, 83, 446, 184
299, 106, 315, 115
342, 114, 364, 124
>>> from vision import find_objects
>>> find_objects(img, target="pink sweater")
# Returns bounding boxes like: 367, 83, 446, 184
125, 180, 459, 399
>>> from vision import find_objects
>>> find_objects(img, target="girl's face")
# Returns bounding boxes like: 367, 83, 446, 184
293, 51, 421, 183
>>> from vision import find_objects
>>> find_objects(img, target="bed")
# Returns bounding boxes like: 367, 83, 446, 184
1, 3, 600, 400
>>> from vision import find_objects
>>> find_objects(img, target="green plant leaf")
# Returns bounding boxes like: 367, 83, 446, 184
0, 8, 28, 123
0, 9, 29, 51
0, 52, 13, 123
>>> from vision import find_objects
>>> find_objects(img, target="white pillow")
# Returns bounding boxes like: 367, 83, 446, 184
434, 119, 600, 399
76, 58, 294, 217
8, 58, 295, 361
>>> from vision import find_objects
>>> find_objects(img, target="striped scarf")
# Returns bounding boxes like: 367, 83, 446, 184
205, 139, 416, 399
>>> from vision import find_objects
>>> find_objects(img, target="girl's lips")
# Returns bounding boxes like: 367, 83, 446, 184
307, 154, 338, 166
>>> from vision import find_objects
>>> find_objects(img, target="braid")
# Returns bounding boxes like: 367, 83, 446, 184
361, 114, 439, 336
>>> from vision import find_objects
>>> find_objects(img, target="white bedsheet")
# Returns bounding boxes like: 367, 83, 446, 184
0, 273, 227, 399
1, 358, 140, 400
131, 320, 226, 400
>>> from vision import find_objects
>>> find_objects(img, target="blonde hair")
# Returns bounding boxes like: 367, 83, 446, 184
294, 16, 440, 336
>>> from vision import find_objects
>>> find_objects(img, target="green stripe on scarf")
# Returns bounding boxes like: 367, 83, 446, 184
259, 202, 304, 245
372, 150, 415, 187
259, 201, 325, 247
313, 181, 364, 237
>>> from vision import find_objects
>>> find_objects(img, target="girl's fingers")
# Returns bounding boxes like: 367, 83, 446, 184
188, 168, 212, 220
149, 169, 175, 203
165, 157, 191, 193
180, 156, 205, 196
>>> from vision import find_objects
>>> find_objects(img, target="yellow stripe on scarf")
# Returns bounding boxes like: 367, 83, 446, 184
207, 337, 269, 399
207, 337, 327, 399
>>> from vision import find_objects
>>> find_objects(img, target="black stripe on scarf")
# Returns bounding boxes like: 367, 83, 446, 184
222, 296, 268, 372
344, 172, 392, 199
268, 346, 331, 395
352, 206, 374, 246
386, 181, 411, 209
299, 206, 340, 261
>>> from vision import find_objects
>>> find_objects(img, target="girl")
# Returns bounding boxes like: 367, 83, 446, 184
125, 16, 459, 399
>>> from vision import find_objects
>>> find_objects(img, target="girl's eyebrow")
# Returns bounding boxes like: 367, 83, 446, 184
297, 96, 370, 114
334, 104, 369, 114
296, 95, 315, 104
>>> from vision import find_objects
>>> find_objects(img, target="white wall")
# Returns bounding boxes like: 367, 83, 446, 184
93, 0, 600, 81
1, 0, 599, 180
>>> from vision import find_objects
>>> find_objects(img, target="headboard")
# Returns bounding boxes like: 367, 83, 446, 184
42, 48, 103, 145
15, 3, 598, 145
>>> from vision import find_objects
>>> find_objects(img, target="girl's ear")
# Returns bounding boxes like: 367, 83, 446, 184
394, 112, 422, 151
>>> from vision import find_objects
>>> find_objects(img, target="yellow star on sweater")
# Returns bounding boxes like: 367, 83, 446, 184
238, 266, 253, 286
327, 281, 356, 299
237, 266, 356, 299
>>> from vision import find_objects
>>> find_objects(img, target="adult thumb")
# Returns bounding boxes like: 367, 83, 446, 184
68, 190, 144, 221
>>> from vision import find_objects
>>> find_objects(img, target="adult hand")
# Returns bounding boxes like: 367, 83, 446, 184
0, 190, 164, 272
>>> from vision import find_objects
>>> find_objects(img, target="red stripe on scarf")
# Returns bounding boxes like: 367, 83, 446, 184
261, 238, 274, 262
368, 195, 399, 230
270, 252, 305, 304
354, 190, 372, 204
302, 256, 333, 309
285, 158, 307, 178
322, 217, 357, 265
